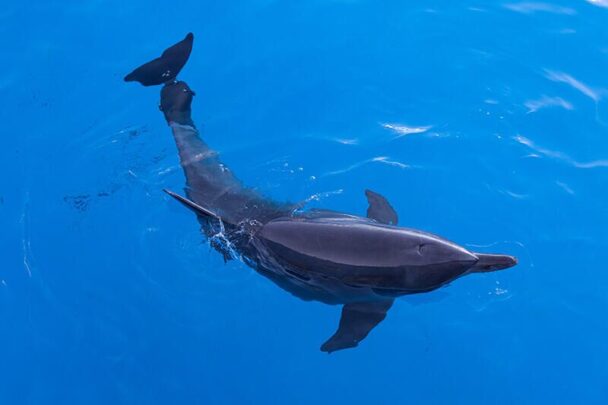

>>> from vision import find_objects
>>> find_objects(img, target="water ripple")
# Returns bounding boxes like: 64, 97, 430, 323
372, 156, 410, 169
322, 156, 410, 177
381, 122, 432, 138
525, 95, 574, 113
514, 135, 608, 169
503, 2, 576, 15
555, 181, 575, 195
544, 70, 603, 102
498, 189, 529, 200
586, 0, 608, 8
20, 192, 34, 277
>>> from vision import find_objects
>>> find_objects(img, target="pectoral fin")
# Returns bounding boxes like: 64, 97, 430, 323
163, 189, 221, 220
321, 300, 394, 353
365, 189, 398, 225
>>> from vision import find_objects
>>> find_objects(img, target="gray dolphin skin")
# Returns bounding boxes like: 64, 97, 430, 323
125, 34, 518, 353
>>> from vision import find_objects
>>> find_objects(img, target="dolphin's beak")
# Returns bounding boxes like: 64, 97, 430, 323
470, 253, 518, 272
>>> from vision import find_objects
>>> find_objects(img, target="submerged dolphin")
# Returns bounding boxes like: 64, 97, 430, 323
124, 33, 517, 353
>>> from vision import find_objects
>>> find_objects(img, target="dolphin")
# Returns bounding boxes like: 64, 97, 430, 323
124, 33, 517, 353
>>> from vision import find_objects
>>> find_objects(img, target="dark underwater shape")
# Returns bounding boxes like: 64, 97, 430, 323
125, 34, 518, 353
124, 33, 193, 86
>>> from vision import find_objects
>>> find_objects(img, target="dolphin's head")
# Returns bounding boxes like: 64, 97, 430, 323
412, 238, 478, 267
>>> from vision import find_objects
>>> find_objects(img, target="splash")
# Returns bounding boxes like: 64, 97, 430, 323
209, 219, 240, 261
303, 189, 344, 204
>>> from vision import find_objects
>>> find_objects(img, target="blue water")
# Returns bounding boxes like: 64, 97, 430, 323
2, 0, 608, 403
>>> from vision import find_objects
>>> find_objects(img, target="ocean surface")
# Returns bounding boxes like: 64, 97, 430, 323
2, 0, 608, 403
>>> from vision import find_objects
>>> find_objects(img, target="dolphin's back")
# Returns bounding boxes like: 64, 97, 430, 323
171, 123, 293, 225
257, 214, 478, 292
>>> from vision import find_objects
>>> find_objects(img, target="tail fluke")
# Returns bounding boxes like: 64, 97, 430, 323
470, 253, 518, 273
124, 33, 194, 86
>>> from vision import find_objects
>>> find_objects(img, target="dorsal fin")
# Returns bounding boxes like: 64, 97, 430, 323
321, 300, 394, 353
365, 189, 398, 225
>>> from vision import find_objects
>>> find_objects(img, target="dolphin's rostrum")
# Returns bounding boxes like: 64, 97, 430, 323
125, 34, 518, 353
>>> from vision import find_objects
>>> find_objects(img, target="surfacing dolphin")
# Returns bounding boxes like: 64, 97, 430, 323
124, 33, 517, 353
